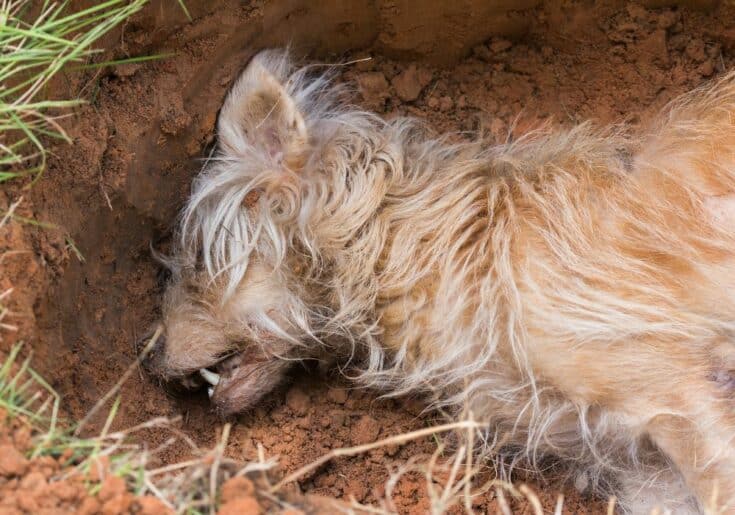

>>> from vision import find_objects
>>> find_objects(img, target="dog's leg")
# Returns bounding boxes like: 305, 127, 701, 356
532, 336, 735, 513
641, 352, 735, 514
615, 464, 699, 515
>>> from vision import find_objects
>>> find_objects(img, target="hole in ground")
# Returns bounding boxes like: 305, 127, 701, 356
14, 0, 734, 511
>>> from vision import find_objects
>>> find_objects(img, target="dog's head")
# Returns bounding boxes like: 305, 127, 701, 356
144, 51, 352, 416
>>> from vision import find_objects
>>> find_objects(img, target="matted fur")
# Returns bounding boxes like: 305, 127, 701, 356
149, 50, 735, 514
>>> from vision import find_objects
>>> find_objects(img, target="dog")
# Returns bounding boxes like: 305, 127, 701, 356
144, 50, 735, 513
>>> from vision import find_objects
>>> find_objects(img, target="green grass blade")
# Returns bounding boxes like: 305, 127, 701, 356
0, 0, 150, 183
177, 0, 192, 21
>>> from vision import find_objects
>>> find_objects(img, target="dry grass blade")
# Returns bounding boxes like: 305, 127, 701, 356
495, 487, 512, 515
0, 287, 18, 334
74, 325, 162, 436
209, 423, 232, 513
439, 444, 466, 507
607, 496, 617, 515
463, 410, 475, 514
518, 484, 543, 515
270, 420, 486, 493
0, 196, 23, 228
554, 494, 565, 515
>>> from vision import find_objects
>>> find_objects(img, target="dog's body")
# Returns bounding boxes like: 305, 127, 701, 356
148, 51, 735, 513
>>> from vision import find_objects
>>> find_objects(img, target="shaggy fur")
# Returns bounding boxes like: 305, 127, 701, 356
147, 50, 735, 513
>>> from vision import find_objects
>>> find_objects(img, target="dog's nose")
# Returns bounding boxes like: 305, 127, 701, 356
138, 325, 166, 376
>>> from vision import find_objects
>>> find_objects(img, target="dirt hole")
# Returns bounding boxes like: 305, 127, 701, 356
4, 0, 735, 512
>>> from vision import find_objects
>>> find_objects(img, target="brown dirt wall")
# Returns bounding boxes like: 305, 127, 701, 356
3, 0, 735, 512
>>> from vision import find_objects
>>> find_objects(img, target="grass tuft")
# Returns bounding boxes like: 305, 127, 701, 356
0, 341, 278, 513
0, 0, 150, 184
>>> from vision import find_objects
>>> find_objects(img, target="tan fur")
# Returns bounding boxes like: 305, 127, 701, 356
147, 51, 735, 513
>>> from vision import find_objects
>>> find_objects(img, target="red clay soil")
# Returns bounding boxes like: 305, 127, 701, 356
0, 408, 170, 515
0, 406, 350, 515
2, 0, 735, 513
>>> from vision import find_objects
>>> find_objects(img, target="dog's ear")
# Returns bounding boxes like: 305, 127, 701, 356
217, 52, 307, 167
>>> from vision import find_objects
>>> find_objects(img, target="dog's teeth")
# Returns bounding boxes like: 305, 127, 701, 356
207, 387, 214, 398
199, 368, 220, 386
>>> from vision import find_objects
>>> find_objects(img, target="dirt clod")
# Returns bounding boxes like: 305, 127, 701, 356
101, 492, 134, 515
351, 415, 381, 445
356, 72, 390, 110
135, 495, 174, 515
220, 476, 255, 503
686, 38, 707, 61
325, 387, 348, 404
640, 29, 670, 65
19, 471, 46, 492
0, 445, 28, 477
160, 93, 192, 136
285, 387, 310, 416
217, 496, 261, 515
98, 475, 127, 503
78, 496, 103, 515
16, 490, 39, 512
49, 480, 79, 502
87, 456, 111, 483
489, 38, 513, 54
391, 64, 433, 102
